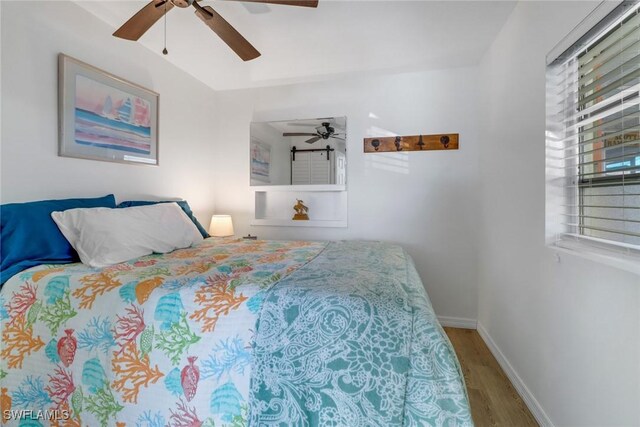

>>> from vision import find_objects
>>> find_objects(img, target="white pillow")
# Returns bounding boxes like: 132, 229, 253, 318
51, 202, 203, 267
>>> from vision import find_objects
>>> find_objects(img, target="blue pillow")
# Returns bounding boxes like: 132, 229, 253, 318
1, 194, 116, 284
116, 200, 209, 239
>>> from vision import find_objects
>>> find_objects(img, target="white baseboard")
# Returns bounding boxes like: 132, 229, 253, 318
437, 316, 478, 329
476, 322, 554, 427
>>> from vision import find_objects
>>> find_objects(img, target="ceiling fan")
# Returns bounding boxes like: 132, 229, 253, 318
284, 122, 346, 144
113, 0, 318, 61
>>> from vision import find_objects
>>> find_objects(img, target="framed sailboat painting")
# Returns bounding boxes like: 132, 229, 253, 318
58, 54, 159, 165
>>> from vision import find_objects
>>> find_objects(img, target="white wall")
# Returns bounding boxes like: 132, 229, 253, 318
477, 2, 640, 426
0, 1, 218, 225
214, 68, 481, 322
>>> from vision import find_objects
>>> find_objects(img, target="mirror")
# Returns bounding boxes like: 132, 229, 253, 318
250, 117, 347, 186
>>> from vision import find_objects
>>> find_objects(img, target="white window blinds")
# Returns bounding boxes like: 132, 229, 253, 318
546, 1, 640, 259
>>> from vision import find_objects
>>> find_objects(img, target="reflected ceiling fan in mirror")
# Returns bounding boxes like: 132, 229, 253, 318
283, 122, 346, 144
113, 0, 318, 61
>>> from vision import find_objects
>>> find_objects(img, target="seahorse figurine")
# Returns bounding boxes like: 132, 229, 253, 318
1, 388, 11, 422
57, 329, 77, 367
181, 356, 200, 402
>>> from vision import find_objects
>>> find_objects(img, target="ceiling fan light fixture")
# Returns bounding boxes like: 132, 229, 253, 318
314, 122, 334, 139
170, 0, 194, 8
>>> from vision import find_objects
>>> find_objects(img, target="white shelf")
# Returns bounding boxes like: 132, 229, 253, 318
252, 186, 347, 228
251, 218, 348, 228
252, 184, 346, 192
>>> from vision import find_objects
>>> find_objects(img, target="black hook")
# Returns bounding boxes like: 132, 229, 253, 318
395, 136, 402, 151
371, 139, 380, 151
440, 135, 450, 149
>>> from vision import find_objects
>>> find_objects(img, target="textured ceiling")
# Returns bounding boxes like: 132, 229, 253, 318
76, 0, 516, 90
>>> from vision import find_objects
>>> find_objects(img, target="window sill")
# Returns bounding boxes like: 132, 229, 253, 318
548, 240, 640, 276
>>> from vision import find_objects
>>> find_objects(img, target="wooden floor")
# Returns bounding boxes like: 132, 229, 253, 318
444, 327, 538, 427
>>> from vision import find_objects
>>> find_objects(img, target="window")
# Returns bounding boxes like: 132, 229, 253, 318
546, 1, 640, 263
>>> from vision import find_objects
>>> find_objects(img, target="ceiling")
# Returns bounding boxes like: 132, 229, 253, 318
267, 117, 346, 134
76, 0, 516, 91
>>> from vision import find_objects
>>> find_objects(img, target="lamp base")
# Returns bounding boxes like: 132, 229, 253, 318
292, 214, 309, 220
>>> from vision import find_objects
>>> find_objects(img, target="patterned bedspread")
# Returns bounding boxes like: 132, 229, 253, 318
0, 239, 326, 427
0, 239, 472, 427
250, 241, 473, 426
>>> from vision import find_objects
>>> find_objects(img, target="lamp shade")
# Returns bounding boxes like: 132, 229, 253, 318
209, 215, 234, 237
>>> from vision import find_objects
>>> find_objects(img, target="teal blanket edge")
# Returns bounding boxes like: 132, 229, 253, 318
249, 241, 474, 426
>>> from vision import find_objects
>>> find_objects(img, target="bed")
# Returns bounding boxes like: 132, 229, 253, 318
0, 238, 472, 426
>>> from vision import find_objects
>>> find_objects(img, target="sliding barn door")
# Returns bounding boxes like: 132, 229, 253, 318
291, 151, 332, 185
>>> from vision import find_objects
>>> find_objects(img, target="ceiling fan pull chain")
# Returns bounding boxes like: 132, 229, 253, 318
162, 1, 168, 55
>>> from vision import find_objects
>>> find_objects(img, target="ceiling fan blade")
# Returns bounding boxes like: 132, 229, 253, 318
226, 0, 318, 8
330, 136, 346, 141
113, 0, 174, 41
306, 136, 321, 144
287, 122, 322, 127
194, 4, 261, 61
283, 132, 317, 136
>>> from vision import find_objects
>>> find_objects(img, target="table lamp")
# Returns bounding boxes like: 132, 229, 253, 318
209, 215, 234, 238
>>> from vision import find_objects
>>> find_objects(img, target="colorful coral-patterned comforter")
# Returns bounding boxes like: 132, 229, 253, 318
1, 239, 472, 427
0, 239, 326, 426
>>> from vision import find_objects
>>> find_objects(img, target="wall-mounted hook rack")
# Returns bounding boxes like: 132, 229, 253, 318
363, 133, 459, 153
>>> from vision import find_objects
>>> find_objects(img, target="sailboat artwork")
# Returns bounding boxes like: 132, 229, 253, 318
59, 55, 158, 165
74, 74, 152, 155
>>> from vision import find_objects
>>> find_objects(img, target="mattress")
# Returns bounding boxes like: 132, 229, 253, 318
0, 239, 472, 426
